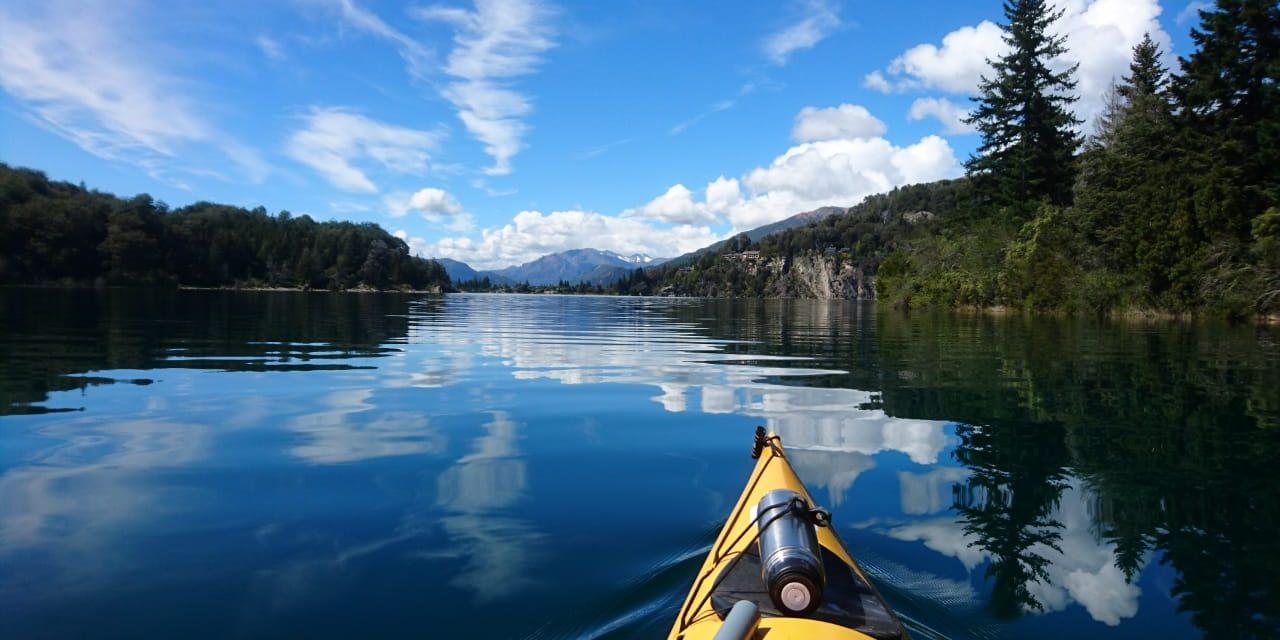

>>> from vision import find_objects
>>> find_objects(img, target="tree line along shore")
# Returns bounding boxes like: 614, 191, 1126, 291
0, 164, 449, 292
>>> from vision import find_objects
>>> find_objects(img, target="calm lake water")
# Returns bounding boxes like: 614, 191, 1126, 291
2, 290, 1277, 639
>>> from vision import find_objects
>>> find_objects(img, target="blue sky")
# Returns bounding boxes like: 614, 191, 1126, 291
1, 0, 1202, 269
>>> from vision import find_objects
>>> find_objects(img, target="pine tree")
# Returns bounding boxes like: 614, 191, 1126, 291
1075, 34, 1190, 304
1121, 33, 1169, 101
1172, 0, 1280, 238
965, 0, 1082, 211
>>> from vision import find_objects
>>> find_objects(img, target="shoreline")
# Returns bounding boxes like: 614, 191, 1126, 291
936, 302, 1280, 326
176, 285, 448, 294
6, 284, 1275, 323
1, 283, 448, 294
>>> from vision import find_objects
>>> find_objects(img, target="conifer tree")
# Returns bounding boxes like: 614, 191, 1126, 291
1172, 0, 1280, 236
1075, 34, 1187, 302
965, 0, 1081, 211
1119, 34, 1176, 147
1125, 35, 1167, 95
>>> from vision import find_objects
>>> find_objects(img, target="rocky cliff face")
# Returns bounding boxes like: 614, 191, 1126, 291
767, 255, 876, 300
661, 254, 876, 300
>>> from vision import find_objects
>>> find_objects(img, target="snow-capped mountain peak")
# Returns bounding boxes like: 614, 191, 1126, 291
606, 251, 661, 264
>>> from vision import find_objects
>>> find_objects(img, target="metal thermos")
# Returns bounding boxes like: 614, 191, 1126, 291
756, 489, 825, 615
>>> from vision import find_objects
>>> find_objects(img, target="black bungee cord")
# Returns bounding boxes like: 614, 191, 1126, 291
678, 494, 830, 631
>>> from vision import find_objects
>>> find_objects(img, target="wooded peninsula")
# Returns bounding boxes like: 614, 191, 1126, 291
0, 164, 449, 292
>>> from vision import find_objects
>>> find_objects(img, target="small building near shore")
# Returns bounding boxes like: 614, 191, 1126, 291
724, 250, 761, 262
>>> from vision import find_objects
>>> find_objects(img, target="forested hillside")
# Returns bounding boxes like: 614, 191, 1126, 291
0, 164, 450, 291
641, 0, 1279, 318
628, 180, 968, 298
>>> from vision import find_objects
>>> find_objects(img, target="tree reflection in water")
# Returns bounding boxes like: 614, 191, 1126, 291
951, 421, 1069, 617
667, 300, 1279, 635
0, 288, 425, 415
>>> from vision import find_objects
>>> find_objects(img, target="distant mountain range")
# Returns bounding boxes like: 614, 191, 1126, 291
436, 258, 514, 286
437, 206, 846, 286
439, 249, 665, 286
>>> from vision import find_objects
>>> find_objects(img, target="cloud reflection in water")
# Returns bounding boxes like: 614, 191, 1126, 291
433, 412, 542, 602
409, 295, 952, 510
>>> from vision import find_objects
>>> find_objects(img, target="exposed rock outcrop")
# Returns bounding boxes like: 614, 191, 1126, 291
665, 254, 876, 300
767, 255, 875, 300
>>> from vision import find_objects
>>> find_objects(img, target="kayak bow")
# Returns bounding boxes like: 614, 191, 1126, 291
668, 428, 908, 640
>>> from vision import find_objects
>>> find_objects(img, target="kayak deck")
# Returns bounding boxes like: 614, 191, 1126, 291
668, 432, 907, 640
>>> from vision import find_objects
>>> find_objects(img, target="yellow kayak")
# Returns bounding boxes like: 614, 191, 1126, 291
668, 429, 908, 640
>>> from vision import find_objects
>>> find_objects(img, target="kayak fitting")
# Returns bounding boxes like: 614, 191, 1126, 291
756, 488, 829, 615
668, 427, 909, 640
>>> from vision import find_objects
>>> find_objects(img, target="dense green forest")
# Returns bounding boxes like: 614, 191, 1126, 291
642, 0, 1279, 317
0, 164, 450, 291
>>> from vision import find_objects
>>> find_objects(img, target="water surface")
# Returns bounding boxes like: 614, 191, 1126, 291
1, 290, 1277, 638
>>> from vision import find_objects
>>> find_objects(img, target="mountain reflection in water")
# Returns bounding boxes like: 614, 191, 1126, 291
0, 290, 1276, 639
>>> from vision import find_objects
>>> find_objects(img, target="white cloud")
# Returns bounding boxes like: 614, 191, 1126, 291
762, 0, 841, 65
624, 184, 716, 224
649, 104, 960, 232
386, 187, 475, 231
891, 135, 960, 184
0, 1, 268, 184
409, 187, 465, 218
425, 210, 719, 269
256, 35, 285, 61
433, 104, 959, 268
705, 176, 743, 212
725, 134, 960, 230
862, 70, 894, 93
286, 107, 441, 193
864, 21, 1005, 94
907, 97, 976, 135
863, 0, 1173, 129
744, 138, 897, 201
792, 104, 888, 142
415, 0, 556, 176
330, 0, 432, 79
